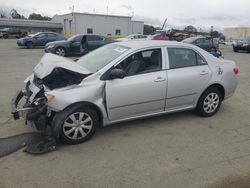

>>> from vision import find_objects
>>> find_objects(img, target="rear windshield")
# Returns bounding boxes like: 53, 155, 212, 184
182, 37, 196, 43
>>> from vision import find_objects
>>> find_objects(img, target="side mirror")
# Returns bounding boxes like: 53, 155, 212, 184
109, 68, 126, 79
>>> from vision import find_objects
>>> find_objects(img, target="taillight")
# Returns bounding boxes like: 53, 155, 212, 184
233, 67, 239, 75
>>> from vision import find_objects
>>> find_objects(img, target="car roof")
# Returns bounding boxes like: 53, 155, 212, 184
116, 40, 196, 50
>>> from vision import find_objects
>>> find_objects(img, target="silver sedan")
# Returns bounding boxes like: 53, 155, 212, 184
12, 41, 239, 144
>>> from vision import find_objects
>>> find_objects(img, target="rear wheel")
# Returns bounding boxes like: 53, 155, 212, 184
196, 87, 222, 117
3, 34, 8, 39
55, 47, 66, 57
56, 105, 99, 144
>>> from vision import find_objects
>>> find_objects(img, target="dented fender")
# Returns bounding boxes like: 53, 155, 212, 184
46, 76, 108, 119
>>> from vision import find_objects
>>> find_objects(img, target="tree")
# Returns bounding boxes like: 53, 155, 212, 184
28, 13, 51, 21
10, 9, 25, 19
143, 24, 156, 35
210, 30, 220, 38
184, 25, 197, 33
0, 9, 7, 18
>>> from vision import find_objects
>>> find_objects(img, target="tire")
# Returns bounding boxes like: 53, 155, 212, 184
54, 105, 99, 145
55, 47, 66, 57
3, 34, 8, 39
196, 87, 222, 117
233, 47, 238, 52
26, 42, 34, 49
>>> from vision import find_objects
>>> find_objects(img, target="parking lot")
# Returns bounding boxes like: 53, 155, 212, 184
0, 39, 250, 187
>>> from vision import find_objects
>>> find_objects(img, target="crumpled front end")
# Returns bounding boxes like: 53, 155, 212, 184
11, 53, 91, 131
11, 74, 50, 130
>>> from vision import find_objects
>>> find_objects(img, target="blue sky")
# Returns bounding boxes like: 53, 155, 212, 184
1, 0, 250, 31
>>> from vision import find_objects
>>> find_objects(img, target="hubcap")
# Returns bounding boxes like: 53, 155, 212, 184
63, 112, 93, 140
56, 48, 65, 56
203, 92, 220, 113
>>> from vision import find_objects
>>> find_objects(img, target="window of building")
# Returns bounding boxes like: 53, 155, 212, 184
167, 48, 207, 69
87, 28, 93, 34
115, 29, 121, 35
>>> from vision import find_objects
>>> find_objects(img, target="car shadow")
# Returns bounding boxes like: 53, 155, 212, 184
97, 110, 195, 135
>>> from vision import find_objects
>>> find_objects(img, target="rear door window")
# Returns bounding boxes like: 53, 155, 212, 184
167, 48, 207, 69
88, 35, 104, 41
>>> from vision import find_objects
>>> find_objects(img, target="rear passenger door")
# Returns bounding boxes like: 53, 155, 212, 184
87, 35, 105, 50
165, 48, 211, 110
88, 35, 105, 50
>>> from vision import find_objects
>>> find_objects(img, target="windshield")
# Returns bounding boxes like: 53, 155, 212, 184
67, 35, 82, 42
182, 37, 196, 43
32, 32, 42, 37
77, 44, 130, 73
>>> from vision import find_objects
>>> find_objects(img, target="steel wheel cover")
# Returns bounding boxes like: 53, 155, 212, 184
55, 48, 65, 56
63, 112, 93, 140
203, 92, 220, 113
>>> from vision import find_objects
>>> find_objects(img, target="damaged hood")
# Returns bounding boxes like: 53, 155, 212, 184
34, 53, 91, 79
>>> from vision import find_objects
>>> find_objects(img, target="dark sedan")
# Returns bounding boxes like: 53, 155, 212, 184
17, 32, 65, 49
44, 34, 114, 56
233, 40, 250, 52
182, 36, 219, 52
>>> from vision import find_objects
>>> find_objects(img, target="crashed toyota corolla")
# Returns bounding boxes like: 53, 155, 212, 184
12, 41, 239, 144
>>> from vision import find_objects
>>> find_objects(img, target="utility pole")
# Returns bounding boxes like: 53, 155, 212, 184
161, 18, 167, 30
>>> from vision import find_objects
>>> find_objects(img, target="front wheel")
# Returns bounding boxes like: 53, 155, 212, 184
55, 47, 66, 57
26, 42, 34, 49
196, 87, 222, 117
3, 34, 8, 39
54, 105, 99, 144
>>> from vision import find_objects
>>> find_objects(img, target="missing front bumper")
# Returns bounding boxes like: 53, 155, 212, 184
11, 90, 31, 120
11, 90, 48, 130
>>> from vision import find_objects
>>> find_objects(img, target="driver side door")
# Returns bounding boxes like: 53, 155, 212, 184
105, 48, 167, 121
70, 35, 83, 54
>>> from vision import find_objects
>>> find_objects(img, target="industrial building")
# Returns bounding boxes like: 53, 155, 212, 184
52, 12, 144, 37
0, 18, 63, 33
224, 27, 250, 40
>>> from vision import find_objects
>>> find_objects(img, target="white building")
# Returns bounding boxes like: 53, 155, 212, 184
224, 27, 250, 40
52, 12, 144, 37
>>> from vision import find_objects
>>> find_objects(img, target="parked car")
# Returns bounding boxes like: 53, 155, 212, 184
12, 41, 238, 144
151, 30, 169, 40
224, 40, 237, 46
0, 28, 27, 39
17, 32, 65, 48
116, 34, 150, 42
45, 34, 114, 56
182, 36, 219, 52
233, 39, 250, 52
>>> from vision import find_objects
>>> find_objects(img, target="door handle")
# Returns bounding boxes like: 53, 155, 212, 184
154, 77, 166, 82
200, 70, 209, 75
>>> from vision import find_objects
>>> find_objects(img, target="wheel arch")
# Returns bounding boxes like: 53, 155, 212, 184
25, 40, 33, 46
201, 83, 225, 101
51, 101, 104, 143
63, 101, 103, 126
